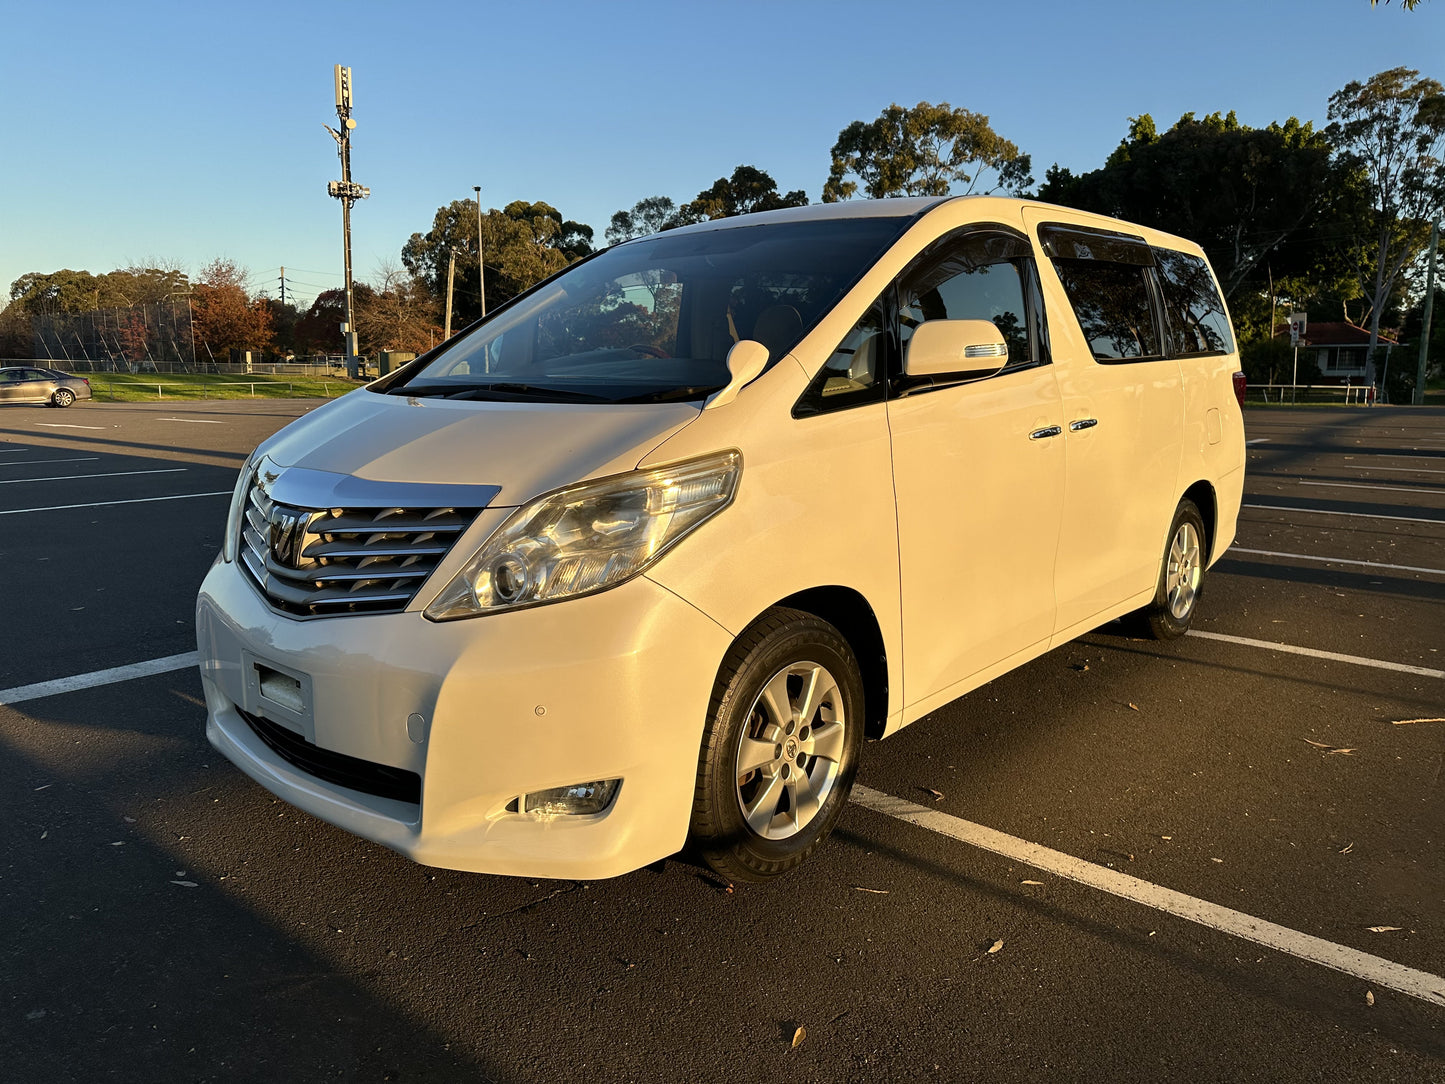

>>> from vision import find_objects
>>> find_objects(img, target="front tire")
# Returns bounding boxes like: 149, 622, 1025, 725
689, 607, 864, 882
1130, 498, 1208, 640
52, 388, 75, 408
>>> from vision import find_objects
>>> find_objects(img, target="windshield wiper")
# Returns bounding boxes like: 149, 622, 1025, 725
384, 382, 474, 397
612, 385, 726, 403
449, 382, 618, 403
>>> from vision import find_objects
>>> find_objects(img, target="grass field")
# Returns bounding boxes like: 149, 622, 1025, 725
89, 372, 365, 402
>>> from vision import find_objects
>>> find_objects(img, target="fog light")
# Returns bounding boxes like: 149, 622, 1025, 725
523, 779, 621, 816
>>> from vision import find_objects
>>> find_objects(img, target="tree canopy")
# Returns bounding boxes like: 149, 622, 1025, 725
1326, 66, 1445, 378
1037, 110, 1364, 301
402, 199, 593, 323
823, 100, 1032, 202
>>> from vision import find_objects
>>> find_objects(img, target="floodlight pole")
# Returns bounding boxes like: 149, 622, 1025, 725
325, 65, 370, 379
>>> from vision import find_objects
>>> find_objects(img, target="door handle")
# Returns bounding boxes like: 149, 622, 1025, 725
1029, 425, 1063, 440
1070, 418, 1099, 432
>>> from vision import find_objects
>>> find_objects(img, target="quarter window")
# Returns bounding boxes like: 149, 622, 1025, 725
1153, 248, 1235, 356
794, 299, 888, 415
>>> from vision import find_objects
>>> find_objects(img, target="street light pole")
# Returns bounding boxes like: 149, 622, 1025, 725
1415, 218, 1438, 406
473, 185, 486, 319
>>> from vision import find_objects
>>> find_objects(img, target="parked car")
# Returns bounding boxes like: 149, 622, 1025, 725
0, 366, 92, 407
197, 196, 1245, 882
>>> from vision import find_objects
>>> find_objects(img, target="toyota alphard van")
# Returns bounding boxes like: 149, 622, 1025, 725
197, 196, 1245, 882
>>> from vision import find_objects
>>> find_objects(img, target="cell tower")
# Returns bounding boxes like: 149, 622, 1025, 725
324, 65, 370, 378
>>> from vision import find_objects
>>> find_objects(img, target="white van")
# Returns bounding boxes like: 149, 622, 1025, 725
197, 196, 1245, 882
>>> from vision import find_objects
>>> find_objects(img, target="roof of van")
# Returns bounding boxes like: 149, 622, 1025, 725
633, 195, 1206, 261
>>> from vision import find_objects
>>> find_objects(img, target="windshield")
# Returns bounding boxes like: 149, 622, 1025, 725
385, 217, 913, 404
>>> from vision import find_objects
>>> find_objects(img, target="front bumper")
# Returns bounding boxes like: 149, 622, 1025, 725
197, 558, 731, 879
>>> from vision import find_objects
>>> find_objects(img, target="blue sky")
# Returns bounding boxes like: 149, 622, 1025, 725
2, 0, 1441, 310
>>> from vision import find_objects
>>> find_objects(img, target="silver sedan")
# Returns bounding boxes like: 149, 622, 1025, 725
0, 367, 93, 407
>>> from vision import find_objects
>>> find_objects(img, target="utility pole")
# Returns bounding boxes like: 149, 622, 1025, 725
473, 186, 486, 319
324, 65, 370, 379
278, 266, 287, 308
1415, 219, 1438, 406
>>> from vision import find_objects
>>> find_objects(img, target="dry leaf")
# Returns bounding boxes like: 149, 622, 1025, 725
923, 787, 945, 801
1211, 857, 1224, 864
791, 1026, 806, 1049
853, 887, 889, 894
170, 880, 199, 888
1339, 842, 1354, 854
1327, 748, 1356, 756
1302, 738, 1332, 749
1128, 703, 1140, 711
1366, 990, 1375, 1006
1392, 717, 1445, 726
1366, 926, 1403, 933
1303, 738, 1355, 754
987, 939, 1004, 954
1021, 880, 1043, 886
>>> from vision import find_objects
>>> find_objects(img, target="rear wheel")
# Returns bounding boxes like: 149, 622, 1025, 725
1129, 498, 1207, 640
690, 607, 864, 882
51, 388, 75, 408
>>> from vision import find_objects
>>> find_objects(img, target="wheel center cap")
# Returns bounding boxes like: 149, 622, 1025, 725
784, 738, 798, 760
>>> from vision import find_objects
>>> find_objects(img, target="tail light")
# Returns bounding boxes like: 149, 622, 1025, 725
1231, 371, 1246, 409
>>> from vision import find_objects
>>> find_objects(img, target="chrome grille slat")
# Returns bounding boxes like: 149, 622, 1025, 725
236, 471, 482, 618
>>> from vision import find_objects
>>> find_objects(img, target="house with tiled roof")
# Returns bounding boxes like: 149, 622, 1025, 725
1275, 321, 1399, 385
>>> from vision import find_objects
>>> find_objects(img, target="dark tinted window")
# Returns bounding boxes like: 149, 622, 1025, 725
1053, 261, 1162, 361
1153, 248, 1235, 356
900, 231, 1040, 369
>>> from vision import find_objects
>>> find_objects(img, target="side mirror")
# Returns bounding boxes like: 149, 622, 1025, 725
704, 339, 770, 410
903, 319, 1009, 380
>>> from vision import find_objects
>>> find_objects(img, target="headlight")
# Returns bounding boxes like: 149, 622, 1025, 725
424, 451, 741, 620
221, 453, 257, 563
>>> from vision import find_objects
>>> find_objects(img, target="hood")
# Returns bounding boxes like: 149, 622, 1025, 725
255, 389, 701, 507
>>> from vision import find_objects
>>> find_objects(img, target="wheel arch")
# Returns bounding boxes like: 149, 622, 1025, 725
772, 586, 889, 740
1181, 480, 1218, 564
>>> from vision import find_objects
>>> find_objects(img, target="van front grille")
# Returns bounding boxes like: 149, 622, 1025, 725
238, 477, 479, 617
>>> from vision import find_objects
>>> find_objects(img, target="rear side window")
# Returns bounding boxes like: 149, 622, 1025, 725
1153, 248, 1235, 356
1051, 261, 1162, 361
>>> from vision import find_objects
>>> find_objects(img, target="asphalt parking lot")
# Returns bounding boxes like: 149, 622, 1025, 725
2, 400, 1442, 1083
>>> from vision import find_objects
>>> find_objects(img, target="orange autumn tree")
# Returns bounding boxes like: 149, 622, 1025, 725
191, 258, 273, 362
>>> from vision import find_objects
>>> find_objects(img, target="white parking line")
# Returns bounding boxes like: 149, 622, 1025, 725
1246, 438, 1270, 445
0, 456, 100, 467
34, 423, 105, 430
1187, 630, 1444, 679
1243, 504, 1444, 526
1299, 480, 1440, 496
850, 785, 1445, 1008
0, 652, 199, 706
0, 468, 186, 485
0, 490, 230, 515
159, 417, 225, 424
1229, 547, 1445, 577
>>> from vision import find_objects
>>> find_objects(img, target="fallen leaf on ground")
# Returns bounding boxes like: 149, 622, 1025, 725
1303, 738, 1355, 754
791, 1027, 806, 1049
1392, 717, 1445, 726
1211, 858, 1224, 864
1366, 926, 1403, 933
987, 940, 1004, 954
170, 880, 198, 888
1327, 748, 1356, 756
853, 887, 889, 894
1128, 703, 1140, 711
1366, 990, 1375, 1006
1021, 880, 1043, 886
1339, 842, 1354, 854
922, 787, 944, 801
